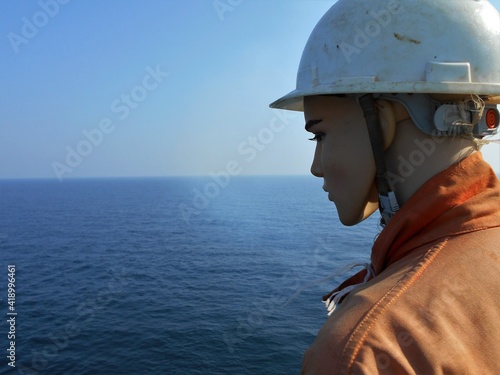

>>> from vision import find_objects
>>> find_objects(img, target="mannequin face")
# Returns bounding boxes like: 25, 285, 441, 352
304, 96, 379, 226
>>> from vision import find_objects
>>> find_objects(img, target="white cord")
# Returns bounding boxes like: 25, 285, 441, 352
323, 263, 374, 316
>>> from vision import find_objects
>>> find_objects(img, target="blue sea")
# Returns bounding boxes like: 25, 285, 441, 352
0, 176, 380, 375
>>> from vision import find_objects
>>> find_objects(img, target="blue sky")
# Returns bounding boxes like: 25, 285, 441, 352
1, 0, 499, 179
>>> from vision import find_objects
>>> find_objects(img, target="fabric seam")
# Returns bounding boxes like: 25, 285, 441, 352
340, 240, 448, 374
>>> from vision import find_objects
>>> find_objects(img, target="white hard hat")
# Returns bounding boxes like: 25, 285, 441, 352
270, 0, 500, 111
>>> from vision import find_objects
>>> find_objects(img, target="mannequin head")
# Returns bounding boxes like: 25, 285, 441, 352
304, 95, 478, 226
270, 0, 500, 226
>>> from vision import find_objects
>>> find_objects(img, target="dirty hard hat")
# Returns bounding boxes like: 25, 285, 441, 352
270, 0, 500, 111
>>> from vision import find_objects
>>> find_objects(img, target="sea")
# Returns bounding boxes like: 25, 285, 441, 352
0, 176, 381, 375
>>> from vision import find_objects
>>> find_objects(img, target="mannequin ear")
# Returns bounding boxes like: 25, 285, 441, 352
375, 99, 396, 150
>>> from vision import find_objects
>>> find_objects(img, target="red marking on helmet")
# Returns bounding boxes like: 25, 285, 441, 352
486, 109, 498, 129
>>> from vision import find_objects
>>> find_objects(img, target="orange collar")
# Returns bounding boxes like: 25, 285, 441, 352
372, 152, 500, 275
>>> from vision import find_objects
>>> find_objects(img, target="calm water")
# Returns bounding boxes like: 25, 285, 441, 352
0, 176, 380, 375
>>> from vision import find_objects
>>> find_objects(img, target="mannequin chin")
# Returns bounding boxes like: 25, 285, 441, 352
337, 183, 379, 226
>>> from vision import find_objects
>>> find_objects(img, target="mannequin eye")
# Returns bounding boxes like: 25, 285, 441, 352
308, 134, 324, 142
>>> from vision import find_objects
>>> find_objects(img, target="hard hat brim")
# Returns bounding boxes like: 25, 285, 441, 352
270, 82, 500, 112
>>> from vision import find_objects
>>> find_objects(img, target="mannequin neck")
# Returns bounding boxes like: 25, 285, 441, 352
384, 119, 477, 206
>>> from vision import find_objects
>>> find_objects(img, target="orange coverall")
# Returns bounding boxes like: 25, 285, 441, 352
301, 152, 500, 375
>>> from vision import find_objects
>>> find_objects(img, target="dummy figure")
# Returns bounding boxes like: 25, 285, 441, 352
270, 0, 500, 374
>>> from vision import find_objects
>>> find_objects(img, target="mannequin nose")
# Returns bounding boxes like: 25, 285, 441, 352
310, 148, 323, 178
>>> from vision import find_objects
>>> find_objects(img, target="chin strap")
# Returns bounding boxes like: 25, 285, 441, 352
358, 94, 400, 226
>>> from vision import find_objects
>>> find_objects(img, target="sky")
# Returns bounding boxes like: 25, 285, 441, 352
1, 0, 499, 180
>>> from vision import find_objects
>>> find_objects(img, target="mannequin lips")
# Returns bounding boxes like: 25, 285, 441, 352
323, 185, 334, 201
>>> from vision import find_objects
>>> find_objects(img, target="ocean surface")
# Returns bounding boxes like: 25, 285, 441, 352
0, 176, 381, 375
